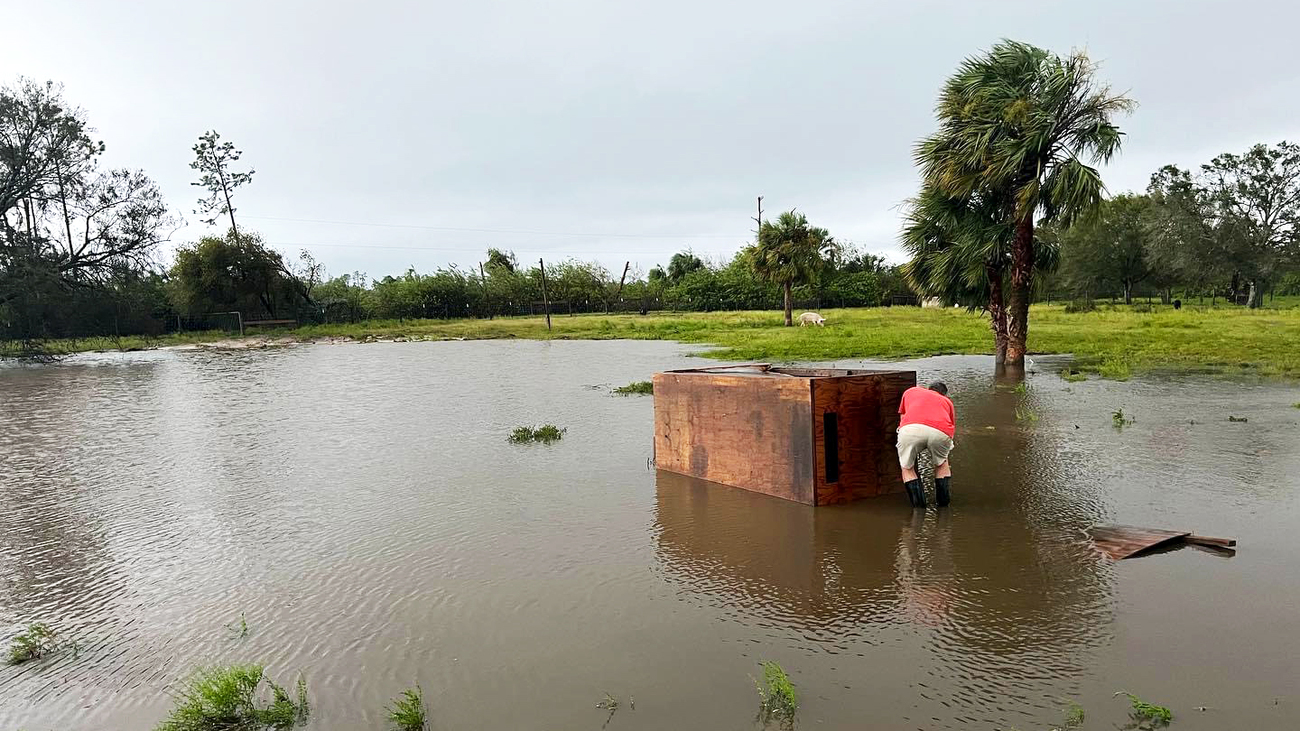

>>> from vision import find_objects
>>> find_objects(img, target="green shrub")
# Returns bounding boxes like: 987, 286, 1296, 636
154, 665, 309, 731
613, 381, 653, 395
754, 661, 798, 728
1064, 299, 1097, 313
387, 686, 427, 731
6, 623, 62, 665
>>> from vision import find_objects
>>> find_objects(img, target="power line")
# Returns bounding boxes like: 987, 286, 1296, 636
241, 214, 740, 240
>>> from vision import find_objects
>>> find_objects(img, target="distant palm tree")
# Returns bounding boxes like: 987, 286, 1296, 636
749, 210, 836, 326
911, 39, 1133, 366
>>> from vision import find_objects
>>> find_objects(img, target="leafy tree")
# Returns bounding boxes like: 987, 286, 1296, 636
190, 130, 254, 237
1170, 139, 1300, 304
1059, 194, 1151, 303
1, 79, 175, 310
748, 210, 836, 326
666, 251, 705, 282
169, 231, 302, 316
912, 40, 1133, 365
486, 248, 517, 274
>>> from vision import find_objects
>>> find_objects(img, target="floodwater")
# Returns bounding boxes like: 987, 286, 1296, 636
1, 341, 1298, 731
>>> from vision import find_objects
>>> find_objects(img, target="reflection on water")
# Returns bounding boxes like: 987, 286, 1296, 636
2, 346, 1299, 730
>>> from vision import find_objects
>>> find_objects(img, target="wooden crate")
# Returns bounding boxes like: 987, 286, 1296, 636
652, 364, 916, 505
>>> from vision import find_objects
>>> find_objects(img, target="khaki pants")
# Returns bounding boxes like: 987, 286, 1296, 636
896, 423, 953, 469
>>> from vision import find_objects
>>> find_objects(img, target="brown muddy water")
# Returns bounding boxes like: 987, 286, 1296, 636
1, 341, 1298, 730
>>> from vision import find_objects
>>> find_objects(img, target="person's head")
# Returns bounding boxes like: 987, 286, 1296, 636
927, 380, 949, 396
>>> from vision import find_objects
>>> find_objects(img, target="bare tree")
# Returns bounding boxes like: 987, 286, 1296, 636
190, 130, 254, 237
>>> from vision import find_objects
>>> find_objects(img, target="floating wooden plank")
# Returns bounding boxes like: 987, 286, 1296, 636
1087, 524, 1238, 560
1086, 525, 1190, 559
1186, 534, 1238, 550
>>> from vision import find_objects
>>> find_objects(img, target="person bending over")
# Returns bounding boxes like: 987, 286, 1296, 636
896, 381, 955, 508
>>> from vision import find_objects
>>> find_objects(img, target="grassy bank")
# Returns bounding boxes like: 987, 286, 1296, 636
7, 303, 1300, 378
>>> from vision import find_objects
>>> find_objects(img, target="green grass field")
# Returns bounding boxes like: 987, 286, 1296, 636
7, 302, 1300, 379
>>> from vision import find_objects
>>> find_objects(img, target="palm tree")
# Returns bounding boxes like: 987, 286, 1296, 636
912, 40, 1134, 366
748, 210, 836, 326
902, 185, 1014, 355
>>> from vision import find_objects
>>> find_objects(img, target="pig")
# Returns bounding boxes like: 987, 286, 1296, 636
797, 312, 826, 327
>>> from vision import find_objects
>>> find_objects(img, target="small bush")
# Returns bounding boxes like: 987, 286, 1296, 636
754, 661, 798, 728
1064, 299, 1097, 313
613, 381, 653, 395
387, 686, 427, 731
155, 665, 309, 731
6, 623, 63, 665
508, 425, 567, 444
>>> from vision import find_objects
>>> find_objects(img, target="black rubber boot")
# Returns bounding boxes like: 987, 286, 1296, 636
904, 479, 925, 508
935, 476, 951, 507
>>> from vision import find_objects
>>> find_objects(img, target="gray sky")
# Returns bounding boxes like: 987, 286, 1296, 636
5, 0, 1297, 280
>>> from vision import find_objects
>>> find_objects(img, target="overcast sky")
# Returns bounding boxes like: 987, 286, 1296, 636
5, 0, 1297, 279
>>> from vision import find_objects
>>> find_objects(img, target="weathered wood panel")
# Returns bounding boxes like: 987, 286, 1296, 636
653, 372, 815, 504
810, 371, 916, 505
1086, 525, 1189, 559
872, 372, 915, 500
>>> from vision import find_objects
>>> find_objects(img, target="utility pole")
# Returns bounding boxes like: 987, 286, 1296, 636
538, 258, 552, 330
752, 195, 764, 243
615, 261, 630, 311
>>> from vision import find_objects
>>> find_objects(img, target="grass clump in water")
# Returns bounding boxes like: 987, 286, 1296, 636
1098, 356, 1132, 381
387, 686, 427, 731
1060, 367, 1088, 382
155, 665, 309, 731
6, 623, 66, 665
508, 425, 567, 444
1112, 408, 1135, 429
613, 380, 653, 395
754, 661, 798, 729
1228, 414, 1249, 423
1062, 700, 1085, 728
225, 612, 249, 638
1116, 692, 1172, 727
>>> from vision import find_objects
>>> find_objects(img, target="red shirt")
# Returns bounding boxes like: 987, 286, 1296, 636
898, 386, 955, 438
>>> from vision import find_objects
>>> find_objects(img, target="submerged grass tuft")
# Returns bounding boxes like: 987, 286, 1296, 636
155, 665, 309, 731
1116, 692, 1172, 727
1062, 700, 1085, 728
1098, 356, 1132, 381
1227, 415, 1249, 423
508, 424, 567, 444
1112, 408, 1135, 429
613, 380, 654, 395
1061, 368, 1088, 382
754, 661, 798, 729
6, 623, 66, 665
387, 686, 427, 731
224, 612, 249, 639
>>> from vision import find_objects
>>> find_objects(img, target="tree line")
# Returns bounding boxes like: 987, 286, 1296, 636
4, 57, 1297, 347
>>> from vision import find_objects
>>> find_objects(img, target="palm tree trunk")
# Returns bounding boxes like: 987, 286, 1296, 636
783, 282, 793, 326
1004, 214, 1034, 366
987, 261, 1008, 363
